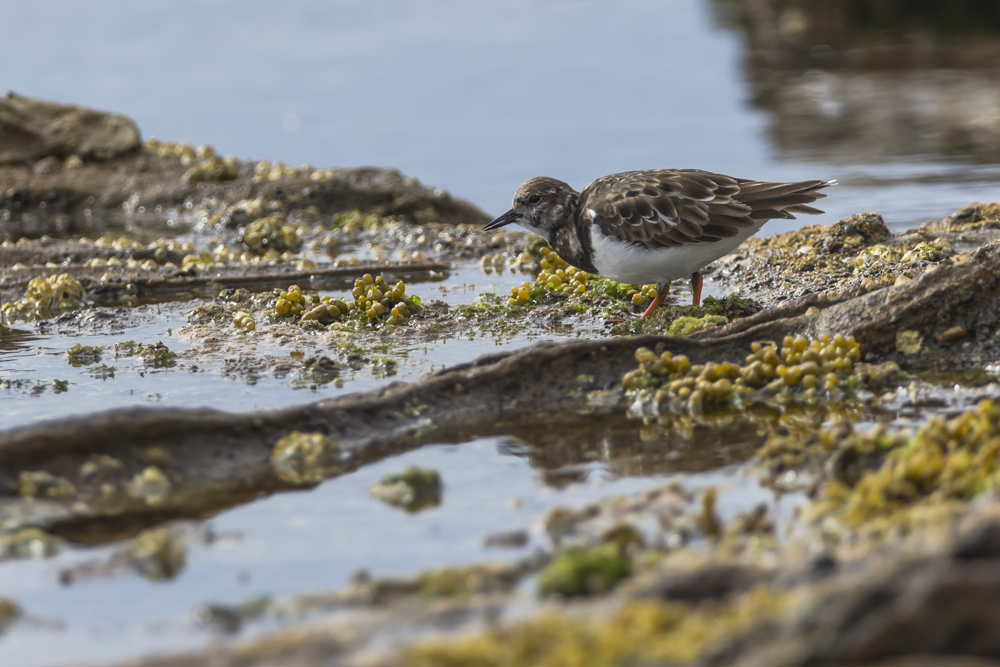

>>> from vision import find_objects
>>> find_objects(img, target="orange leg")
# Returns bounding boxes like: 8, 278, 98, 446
691, 271, 704, 307
640, 281, 670, 319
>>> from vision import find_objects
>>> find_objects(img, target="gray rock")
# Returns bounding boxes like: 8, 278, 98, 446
0, 93, 141, 164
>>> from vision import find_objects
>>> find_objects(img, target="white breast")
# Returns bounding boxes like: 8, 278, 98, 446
589, 223, 764, 285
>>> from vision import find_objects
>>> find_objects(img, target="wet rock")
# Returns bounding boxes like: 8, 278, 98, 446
0, 93, 141, 164
483, 530, 530, 548
369, 466, 442, 512
127, 527, 186, 581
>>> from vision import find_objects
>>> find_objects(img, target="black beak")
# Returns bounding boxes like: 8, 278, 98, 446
484, 208, 519, 231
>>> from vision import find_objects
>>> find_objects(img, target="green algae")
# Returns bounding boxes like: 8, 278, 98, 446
537, 542, 632, 598
270, 431, 341, 485
66, 343, 102, 367
667, 314, 729, 336
369, 466, 442, 512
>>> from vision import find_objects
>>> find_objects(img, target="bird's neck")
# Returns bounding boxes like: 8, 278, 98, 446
549, 202, 597, 274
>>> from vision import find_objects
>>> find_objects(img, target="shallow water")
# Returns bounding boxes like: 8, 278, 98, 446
0, 435, 783, 667
2, 1, 1000, 665
4, 0, 999, 227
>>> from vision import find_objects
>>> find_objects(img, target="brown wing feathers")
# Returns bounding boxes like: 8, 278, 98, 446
584, 170, 829, 249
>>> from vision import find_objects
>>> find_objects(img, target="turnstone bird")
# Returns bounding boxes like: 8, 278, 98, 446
485, 169, 833, 318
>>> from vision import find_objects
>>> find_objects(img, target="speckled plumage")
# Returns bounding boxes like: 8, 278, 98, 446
486, 169, 832, 316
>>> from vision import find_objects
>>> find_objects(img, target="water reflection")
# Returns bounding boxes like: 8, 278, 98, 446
498, 415, 766, 486
711, 0, 1000, 160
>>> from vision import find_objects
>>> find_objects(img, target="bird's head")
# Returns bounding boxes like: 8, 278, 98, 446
484, 177, 579, 243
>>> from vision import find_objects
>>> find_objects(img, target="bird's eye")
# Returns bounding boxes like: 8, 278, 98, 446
527, 194, 542, 205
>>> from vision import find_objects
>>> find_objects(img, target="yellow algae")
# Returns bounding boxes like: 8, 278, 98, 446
666, 314, 728, 336
128, 527, 186, 581
271, 431, 341, 485
127, 466, 171, 505
407, 586, 788, 667
18, 471, 75, 499
1, 273, 86, 321
896, 330, 923, 355
239, 215, 303, 253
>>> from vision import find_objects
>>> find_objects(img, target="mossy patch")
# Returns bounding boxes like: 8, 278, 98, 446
537, 543, 631, 598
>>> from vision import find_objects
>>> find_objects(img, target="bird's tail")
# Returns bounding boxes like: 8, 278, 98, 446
737, 178, 836, 220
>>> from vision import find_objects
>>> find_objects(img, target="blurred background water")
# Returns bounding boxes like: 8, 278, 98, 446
4, 0, 1000, 232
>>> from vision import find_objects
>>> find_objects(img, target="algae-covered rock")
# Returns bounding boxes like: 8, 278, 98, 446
901, 241, 947, 263
0, 528, 61, 559
18, 470, 76, 499
666, 315, 729, 336
270, 431, 341, 485
852, 243, 903, 268
66, 343, 102, 367
537, 543, 631, 597
1, 273, 86, 321
140, 341, 177, 369
369, 466, 442, 512
127, 527, 186, 581
127, 466, 171, 505
239, 215, 302, 253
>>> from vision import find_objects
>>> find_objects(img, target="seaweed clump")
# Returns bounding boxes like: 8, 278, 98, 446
239, 215, 303, 254
406, 587, 788, 667
623, 333, 864, 423
1, 274, 86, 321
269, 275, 419, 328
369, 466, 442, 512
66, 344, 102, 366
537, 543, 631, 598
762, 398, 1000, 531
